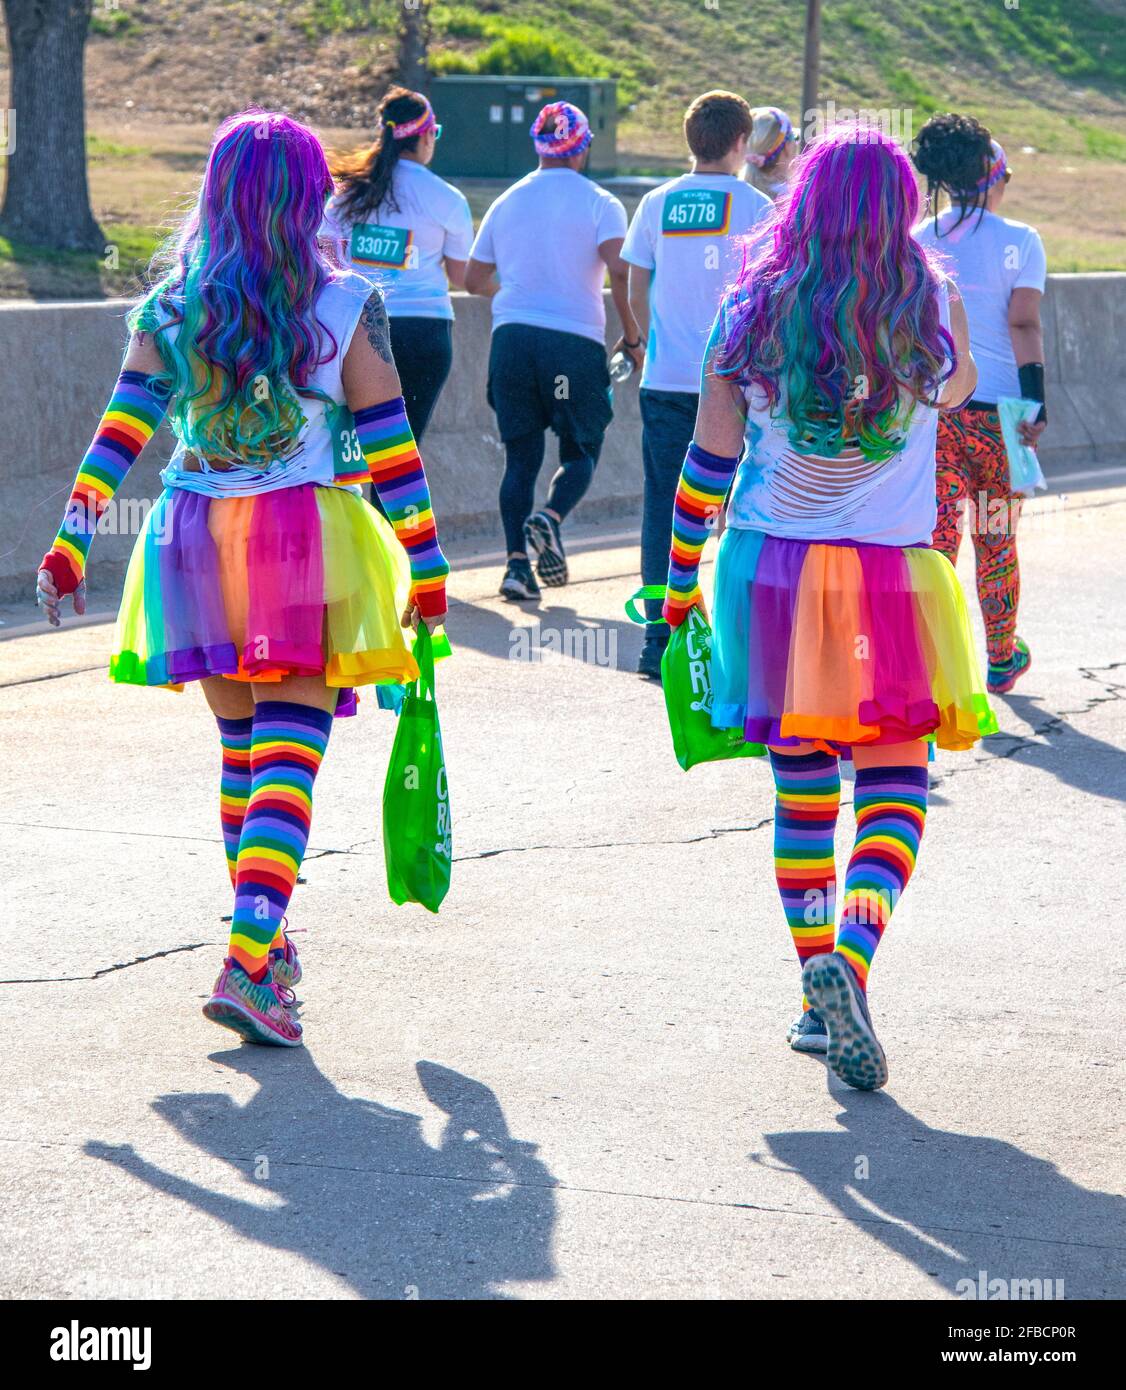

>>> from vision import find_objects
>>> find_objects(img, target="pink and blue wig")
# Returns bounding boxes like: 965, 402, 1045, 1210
717, 126, 955, 462
131, 109, 339, 466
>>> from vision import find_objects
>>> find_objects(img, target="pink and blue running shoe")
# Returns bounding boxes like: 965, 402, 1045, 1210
203, 958, 303, 1047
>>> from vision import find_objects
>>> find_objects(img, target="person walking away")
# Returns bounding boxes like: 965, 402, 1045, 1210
662, 127, 996, 1090
464, 102, 640, 601
324, 87, 473, 444
745, 107, 800, 202
37, 112, 450, 1049
622, 90, 773, 679
913, 114, 1047, 694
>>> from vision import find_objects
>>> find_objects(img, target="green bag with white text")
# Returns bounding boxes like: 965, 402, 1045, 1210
383, 626, 451, 912
626, 586, 764, 771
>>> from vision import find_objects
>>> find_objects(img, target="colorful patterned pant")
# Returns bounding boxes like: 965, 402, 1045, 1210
932, 406, 1021, 666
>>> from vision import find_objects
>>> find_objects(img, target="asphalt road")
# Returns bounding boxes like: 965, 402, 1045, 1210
1, 479, 1124, 1299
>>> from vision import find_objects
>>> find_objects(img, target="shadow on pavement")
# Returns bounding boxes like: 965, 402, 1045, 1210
758, 1087, 1125, 1299
985, 689, 1126, 804
85, 1053, 557, 1300
450, 596, 650, 673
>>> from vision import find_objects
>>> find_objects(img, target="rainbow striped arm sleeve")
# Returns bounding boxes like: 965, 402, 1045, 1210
354, 396, 449, 620
664, 441, 740, 626
40, 369, 168, 596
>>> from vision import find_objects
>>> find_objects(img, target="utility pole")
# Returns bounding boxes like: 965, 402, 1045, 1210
801, 0, 822, 147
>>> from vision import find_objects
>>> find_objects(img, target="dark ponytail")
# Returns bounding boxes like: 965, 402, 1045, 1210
330, 86, 429, 221
911, 112, 994, 235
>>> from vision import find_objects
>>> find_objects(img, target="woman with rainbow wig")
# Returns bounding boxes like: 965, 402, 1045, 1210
662, 126, 994, 1090
37, 110, 450, 1048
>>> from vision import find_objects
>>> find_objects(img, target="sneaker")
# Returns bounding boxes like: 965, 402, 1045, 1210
786, 1007, 829, 1054
637, 635, 667, 682
523, 511, 568, 587
202, 957, 303, 1047
987, 636, 1032, 694
269, 929, 302, 991
801, 952, 887, 1090
499, 557, 541, 602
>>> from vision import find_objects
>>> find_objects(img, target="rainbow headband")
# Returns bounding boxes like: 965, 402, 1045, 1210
749, 109, 795, 168
387, 100, 436, 141
531, 102, 592, 158
978, 139, 1007, 193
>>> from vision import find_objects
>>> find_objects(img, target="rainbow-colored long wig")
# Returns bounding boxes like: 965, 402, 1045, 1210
131, 110, 338, 466
717, 126, 955, 462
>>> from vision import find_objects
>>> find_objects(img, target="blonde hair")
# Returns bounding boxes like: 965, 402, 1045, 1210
746, 106, 796, 197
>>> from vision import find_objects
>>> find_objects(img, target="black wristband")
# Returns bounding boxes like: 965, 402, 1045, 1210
1017, 361, 1046, 423
622, 337, 641, 350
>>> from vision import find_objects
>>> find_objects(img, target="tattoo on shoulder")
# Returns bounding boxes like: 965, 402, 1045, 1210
361, 291, 393, 365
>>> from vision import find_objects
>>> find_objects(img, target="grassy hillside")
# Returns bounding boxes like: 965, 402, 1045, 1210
0, 0, 1123, 297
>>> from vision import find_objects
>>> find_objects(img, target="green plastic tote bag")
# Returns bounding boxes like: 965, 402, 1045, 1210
625, 585, 764, 771
383, 625, 451, 912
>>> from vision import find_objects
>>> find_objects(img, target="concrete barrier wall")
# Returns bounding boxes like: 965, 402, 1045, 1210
0, 274, 1122, 602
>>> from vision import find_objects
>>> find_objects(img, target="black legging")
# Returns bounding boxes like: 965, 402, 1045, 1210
499, 430, 599, 555
369, 316, 453, 517
389, 316, 453, 442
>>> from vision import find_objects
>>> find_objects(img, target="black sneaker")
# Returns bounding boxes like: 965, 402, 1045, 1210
637, 634, 667, 682
499, 557, 540, 602
523, 510, 568, 587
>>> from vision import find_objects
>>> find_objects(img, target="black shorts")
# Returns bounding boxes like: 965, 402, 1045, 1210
486, 322, 613, 450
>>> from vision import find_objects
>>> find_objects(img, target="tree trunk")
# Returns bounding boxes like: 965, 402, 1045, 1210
0, 0, 103, 251
397, 0, 430, 94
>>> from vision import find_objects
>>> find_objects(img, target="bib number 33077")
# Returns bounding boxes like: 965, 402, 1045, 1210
351, 223, 412, 269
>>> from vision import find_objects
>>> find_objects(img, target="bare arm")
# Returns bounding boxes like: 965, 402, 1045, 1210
341, 289, 403, 410
444, 257, 468, 291
627, 264, 650, 352
600, 236, 641, 367
936, 284, 977, 410
464, 257, 499, 297
341, 290, 448, 629
123, 330, 165, 375
1008, 287, 1045, 367
1009, 287, 1047, 445
695, 340, 749, 456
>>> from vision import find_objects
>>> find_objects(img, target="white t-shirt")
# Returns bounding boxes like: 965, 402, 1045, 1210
914, 207, 1047, 404
622, 172, 772, 393
470, 168, 628, 343
159, 270, 374, 497
726, 281, 952, 546
321, 160, 473, 321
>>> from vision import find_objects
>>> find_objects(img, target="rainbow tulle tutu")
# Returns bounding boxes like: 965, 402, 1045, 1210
712, 527, 997, 752
110, 483, 417, 715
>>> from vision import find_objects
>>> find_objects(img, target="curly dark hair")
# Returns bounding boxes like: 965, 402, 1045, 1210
911, 112, 994, 233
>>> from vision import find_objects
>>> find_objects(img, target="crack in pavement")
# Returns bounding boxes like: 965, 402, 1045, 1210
4, 661, 1120, 985
0, 941, 215, 986
2, 1134, 1122, 1256
0, 665, 108, 690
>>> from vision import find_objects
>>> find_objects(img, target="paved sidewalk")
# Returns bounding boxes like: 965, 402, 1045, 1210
1, 486, 1124, 1299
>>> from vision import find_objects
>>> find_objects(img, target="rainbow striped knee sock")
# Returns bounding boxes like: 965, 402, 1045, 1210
229, 702, 333, 982
216, 715, 253, 888
770, 749, 841, 1003
835, 764, 929, 991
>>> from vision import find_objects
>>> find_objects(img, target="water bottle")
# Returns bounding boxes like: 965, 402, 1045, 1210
609, 349, 635, 383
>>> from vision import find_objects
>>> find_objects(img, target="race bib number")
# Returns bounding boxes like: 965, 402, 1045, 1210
661, 189, 732, 236
330, 404, 364, 479
351, 223, 412, 268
